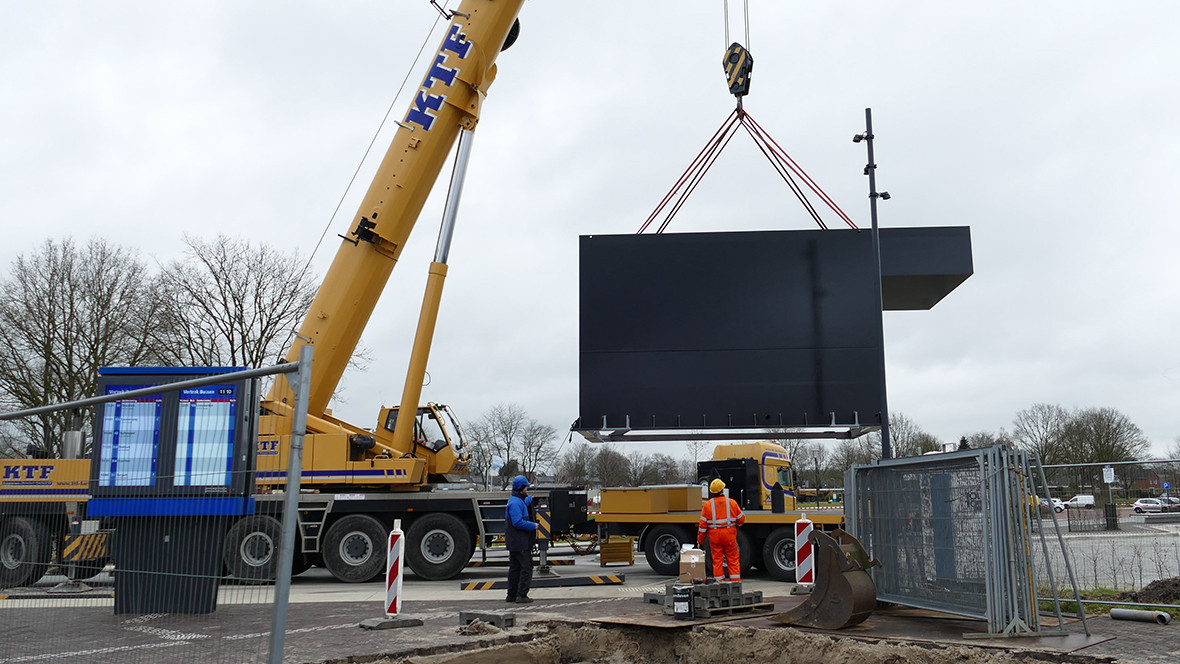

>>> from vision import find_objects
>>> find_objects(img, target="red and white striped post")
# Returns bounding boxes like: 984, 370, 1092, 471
794, 515, 814, 586
385, 519, 405, 616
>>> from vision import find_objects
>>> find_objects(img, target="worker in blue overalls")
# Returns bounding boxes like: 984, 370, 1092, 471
505, 474, 538, 603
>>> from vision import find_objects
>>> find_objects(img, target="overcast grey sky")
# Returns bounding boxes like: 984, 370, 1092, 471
2, 2, 1177, 458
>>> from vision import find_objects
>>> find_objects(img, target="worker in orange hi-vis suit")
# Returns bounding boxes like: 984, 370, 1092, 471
697, 478, 746, 582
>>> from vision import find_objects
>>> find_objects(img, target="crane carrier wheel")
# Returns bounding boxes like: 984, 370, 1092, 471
405, 513, 473, 581
642, 524, 691, 576
322, 515, 386, 583
223, 515, 282, 582
0, 516, 51, 588
760, 525, 798, 582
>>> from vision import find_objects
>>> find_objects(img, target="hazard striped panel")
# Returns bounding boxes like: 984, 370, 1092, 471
536, 507, 551, 542
61, 533, 108, 563
466, 558, 574, 567
458, 574, 626, 590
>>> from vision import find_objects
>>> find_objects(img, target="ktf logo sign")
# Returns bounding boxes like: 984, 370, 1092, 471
404, 23, 473, 131
2, 465, 54, 480
257, 439, 280, 456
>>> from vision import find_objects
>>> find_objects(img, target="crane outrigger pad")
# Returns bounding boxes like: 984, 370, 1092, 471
770, 529, 879, 630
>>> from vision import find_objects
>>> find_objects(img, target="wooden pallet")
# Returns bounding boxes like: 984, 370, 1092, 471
694, 601, 775, 618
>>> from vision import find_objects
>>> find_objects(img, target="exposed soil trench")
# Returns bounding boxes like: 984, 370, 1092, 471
380, 622, 1089, 664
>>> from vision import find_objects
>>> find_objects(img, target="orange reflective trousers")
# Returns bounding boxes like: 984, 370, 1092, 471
707, 527, 741, 581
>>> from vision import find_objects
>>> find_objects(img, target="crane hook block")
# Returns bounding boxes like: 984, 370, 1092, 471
723, 42, 754, 98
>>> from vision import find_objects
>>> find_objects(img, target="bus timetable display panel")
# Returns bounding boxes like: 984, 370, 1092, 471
91, 367, 258, 498
98, 386, 162, 487
174, 385, 238, 487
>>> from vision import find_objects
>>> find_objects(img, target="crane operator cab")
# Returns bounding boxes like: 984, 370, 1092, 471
380, 403, 470, 473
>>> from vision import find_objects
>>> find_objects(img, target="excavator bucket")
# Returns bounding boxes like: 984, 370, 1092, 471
770, 528, 880, 630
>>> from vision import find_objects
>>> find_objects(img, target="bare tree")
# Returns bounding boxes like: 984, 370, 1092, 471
775, 432, 812, 466
153, 235, 317, 367
1012, 403, 1070, 464
685, 439, 711, 463
965, 430, 1014, 449
1063, 407, 1149, 463
648, 453, 685, 483
554, 441, 596, 486
470, 403, 557, 478
1168, 436, 1180, 460
594, 444, 630, 487
0, 238, 164, 456
471, 403, 528, 468
464, 429, 496, 489
518, 419, 558, 477
886, 413, 941, 457
626, 451, 659, 486
830, 434, 880, 472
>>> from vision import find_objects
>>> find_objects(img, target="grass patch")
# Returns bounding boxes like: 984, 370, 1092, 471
1040, 587, 1180, 619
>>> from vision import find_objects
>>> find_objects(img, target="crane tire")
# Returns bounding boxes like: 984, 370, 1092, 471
0, 517, 51, 588
322, 515, 387, 583
223, 515, 283, 583
760, 526, 797, 582
406, 513, 473, 581
643, 524, 689, 576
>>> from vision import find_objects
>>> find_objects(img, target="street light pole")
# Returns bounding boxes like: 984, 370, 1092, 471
855, 108, 891, 459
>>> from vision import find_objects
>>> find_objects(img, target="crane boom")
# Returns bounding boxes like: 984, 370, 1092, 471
266, 0, 523, 420
259, 0, 525, 487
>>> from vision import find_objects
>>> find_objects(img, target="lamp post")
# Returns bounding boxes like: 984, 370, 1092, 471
854, 108, 891, 459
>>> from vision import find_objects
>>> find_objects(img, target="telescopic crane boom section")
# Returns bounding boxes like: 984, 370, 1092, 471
260, 0, 526, 488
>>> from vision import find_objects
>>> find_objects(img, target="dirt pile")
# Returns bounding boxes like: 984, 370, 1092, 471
1122, 577, 1180, 604
384, 623, 1070, 664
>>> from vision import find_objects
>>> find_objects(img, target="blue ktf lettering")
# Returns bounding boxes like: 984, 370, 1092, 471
2, 465, 53, 480
258, 440, 280, 452
404, 24, 472, 131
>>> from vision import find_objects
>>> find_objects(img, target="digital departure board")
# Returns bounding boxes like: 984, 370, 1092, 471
174, 385, 237, 487
98, 386, 162, 487
90, 367, 257, 499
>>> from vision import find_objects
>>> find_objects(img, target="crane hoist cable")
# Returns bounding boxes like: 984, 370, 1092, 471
638, 26, 856, 235
637, 107, 857, 234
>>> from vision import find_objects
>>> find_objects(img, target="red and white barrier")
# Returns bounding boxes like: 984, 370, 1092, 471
385, 519, 405, 616
794, 515, 814, 585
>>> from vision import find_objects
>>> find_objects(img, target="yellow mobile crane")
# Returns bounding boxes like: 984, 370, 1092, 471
1, 0, 588, 588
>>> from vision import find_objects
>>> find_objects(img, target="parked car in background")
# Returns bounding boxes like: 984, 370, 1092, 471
1039, 498, 1065, 512
1064, 494, 1096, 509
1133, 498, 1165, 513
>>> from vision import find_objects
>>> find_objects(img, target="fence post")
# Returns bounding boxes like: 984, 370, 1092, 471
1104, 503, 1120, 531
269, 346, 313, 664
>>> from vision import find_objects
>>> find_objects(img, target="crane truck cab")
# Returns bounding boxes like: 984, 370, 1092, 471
698, 442, 795, 511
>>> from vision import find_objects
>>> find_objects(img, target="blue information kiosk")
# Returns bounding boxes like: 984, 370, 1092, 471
87, 367, 258, 614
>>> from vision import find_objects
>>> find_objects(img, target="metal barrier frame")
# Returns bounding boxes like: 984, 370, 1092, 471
846, 446, 1061, 636
0, 346, 312, 664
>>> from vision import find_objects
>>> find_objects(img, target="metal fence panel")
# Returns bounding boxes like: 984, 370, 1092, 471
846, 446, 1041, 635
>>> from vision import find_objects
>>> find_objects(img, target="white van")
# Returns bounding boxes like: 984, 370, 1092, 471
1064, 494, 1096, 509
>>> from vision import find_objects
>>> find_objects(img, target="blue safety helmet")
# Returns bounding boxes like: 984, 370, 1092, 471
512, 475, 531, 491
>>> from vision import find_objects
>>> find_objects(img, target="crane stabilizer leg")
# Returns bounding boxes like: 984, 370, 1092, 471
770, 528, 880, 630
